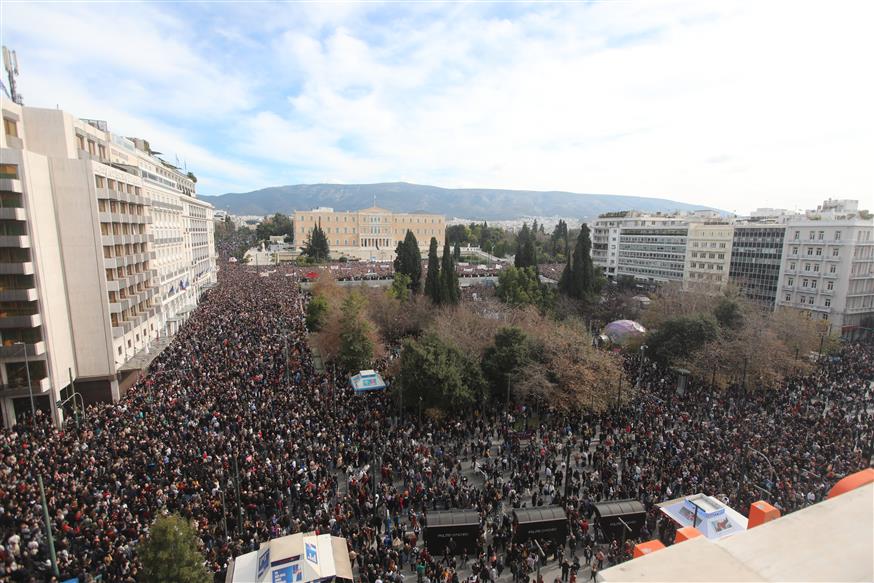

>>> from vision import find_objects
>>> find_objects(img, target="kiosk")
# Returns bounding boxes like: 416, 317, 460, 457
423, 510, 481, 555
512, 506, 568, 544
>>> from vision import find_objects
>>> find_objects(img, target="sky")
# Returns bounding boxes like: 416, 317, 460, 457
2, 1, 872, 214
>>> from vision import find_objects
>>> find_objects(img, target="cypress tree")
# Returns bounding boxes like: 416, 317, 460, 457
453, 240, 461, 262
441, 240, 459, 305
425, 237, 442, 303
393, 230, 422, 293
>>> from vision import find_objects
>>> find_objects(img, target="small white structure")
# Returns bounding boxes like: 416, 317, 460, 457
227, 533, 353, 583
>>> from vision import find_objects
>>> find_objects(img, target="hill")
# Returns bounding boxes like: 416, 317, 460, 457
203, 182, 718, 220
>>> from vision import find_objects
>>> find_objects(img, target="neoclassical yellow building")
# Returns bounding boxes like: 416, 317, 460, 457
294, 206, 445, 260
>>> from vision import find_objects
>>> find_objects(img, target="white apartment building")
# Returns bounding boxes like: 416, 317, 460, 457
776, 202, 874, 337
683, 223, 734, 292
0, 97, 216, 426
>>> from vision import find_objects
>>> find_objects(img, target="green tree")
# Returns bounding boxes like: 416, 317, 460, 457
257, 212, 295, 243
514, 223, 536, 269
301, 222, 330, 262
482, 327, 532, 403
138, 514, 210, 583
389, 272, 412, 302
393, 230, 422, 294
338, 292, 374, 372
647, 314, 719, 366
560, 223, 595, 300
453, 240, 462, 262
713, 297, 744, 330
397, 333, 484, 411
445, 224, 470, 245
496, 266, 551, 309
441, 240, 460, 305
424, 237, 442, 304
306, 294, 329, 332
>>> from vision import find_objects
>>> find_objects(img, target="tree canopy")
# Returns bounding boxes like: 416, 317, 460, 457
496, 266, 552, 309
559, 223, 595, 300
337, 292, 374, 372
440, 240, 460, 305
256, 213, 295, 243
301, 223, 330, 262
397, 333, 485, 412
138, 514, 211, 583
514, 223, 538, 269
425, 237, 441, 304
393, 230, 422, 293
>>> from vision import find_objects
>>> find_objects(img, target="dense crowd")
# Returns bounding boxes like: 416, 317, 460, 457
0, 263, 871, 582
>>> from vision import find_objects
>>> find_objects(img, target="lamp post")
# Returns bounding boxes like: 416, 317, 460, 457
14, 342, 36, 423
37, 475, 59, 578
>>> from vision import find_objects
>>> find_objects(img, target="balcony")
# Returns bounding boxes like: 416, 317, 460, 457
0, 208, 26, 221
0, 288, 37, 302
0, 262, 34, 275
0, 313, 42, 328
0, 235, 30, 248
0, 178, 23, 194
0, 376, 51, 395
0, 341, 46, 359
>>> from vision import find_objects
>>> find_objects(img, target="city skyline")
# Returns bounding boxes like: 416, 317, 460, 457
3, 2, 872, 214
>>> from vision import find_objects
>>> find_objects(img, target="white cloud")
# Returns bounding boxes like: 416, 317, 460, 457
3, 1, 872, 212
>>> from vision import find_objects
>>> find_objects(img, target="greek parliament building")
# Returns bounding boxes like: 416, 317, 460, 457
294, 206, 445, 261
0, 96, 216, 427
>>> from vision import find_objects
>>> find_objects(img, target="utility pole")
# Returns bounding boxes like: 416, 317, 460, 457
233, 454, 244, 536
37, 475, 59, 578
15, 342, 36, 423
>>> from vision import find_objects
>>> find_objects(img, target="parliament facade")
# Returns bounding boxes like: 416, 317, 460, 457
294, 206, 445, 260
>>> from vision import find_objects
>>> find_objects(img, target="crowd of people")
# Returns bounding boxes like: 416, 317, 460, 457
0, 262, 871, 582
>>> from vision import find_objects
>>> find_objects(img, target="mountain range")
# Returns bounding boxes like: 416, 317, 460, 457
203, 182, 717, 220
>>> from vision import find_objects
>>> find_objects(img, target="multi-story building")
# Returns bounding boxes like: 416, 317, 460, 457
727, 224, 787, 308
0, 97, 216, 426
592, 212, 690, 281
683, 223, 734, 292
294, 206, 445, 261
776, 202, 874, 337
616, 222, 689, 283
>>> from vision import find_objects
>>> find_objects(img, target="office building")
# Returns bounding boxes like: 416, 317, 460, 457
683, 223, 734, 292
776, 201, 874, 337
294, 206, 445, 261
592, 212, 690, 282
0, 97, 216, 426
725, 225, 787, 308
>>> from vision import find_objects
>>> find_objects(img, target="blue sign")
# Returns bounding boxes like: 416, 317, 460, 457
258, 546, 271, 579
273, 564, 303, 583
305, 541, 319, 564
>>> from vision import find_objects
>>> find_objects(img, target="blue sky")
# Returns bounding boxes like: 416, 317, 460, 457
2, 1, 872, 213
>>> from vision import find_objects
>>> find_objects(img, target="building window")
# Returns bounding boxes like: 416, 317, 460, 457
788, 278, 794, 286
829, 264, 836, 273
832, 248, 839, 257
806, 248, 813, 256
835, 231, 841, 241
809, 231, 815, 240
785, 294, 791, 301
813, 264, 820, 272
77, 135, 85, 150
3, 117, 18, 137
816, 247, 822, 256
811, 280, 817, 289
804, 264, 811, 271
793, 231, 799, 240
0, 163, 18, 179
825, 298, 831, 307
818, 231, 824, 240
790, 262, 796, 270
826, 280, 833, 290
95, 175, 105, 188
802, 279, 808, 288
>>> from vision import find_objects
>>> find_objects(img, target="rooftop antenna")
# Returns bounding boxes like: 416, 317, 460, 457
2, 46, 23, 105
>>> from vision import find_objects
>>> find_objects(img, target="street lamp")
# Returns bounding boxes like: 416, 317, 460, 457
14, 341, 36, 423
